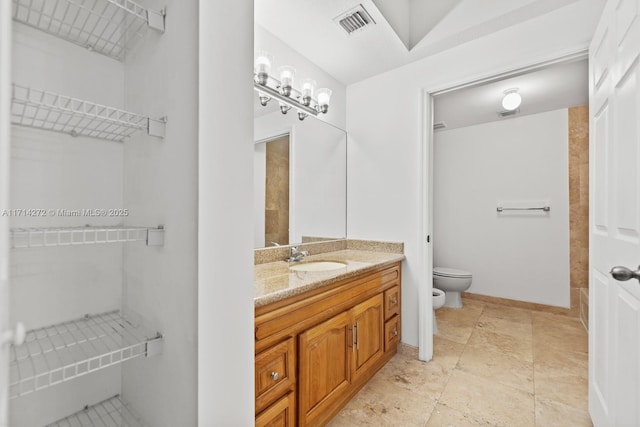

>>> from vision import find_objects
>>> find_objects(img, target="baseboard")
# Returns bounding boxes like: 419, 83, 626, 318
462, 292, 580, 318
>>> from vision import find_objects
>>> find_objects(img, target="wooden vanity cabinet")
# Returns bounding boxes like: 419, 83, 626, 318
255, 262, 402, 426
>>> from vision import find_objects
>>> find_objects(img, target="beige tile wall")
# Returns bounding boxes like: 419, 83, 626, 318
264, 136, 290, 246
569, 105, 589, 324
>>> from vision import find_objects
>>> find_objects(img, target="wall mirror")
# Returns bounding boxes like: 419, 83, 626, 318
254, 103, 347, 248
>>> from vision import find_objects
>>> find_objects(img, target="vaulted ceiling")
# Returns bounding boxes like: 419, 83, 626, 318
255, 0, 596, 85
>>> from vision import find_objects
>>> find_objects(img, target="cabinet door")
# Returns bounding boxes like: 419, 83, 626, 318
298, 311, 351, 426
350, 294, 384, 382
255, 392, 295, 427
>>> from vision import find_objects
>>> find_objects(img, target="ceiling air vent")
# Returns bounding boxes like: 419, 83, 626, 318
433, 122, 447, 131
334, 4, 376, 35
497, 109, 519, 118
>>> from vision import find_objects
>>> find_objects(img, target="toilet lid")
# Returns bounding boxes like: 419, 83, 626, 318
434, 267, 472, 278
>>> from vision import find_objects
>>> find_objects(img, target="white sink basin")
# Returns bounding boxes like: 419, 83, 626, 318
289, 261, 347, 272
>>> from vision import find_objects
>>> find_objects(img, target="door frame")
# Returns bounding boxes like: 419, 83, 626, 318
419, 49, 587, 361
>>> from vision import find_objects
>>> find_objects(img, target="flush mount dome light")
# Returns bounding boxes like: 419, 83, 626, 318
502, 89, 522, 111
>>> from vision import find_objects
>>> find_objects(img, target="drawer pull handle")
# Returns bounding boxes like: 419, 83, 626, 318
392, 329, 398, 337
390, 298, 398, 305
270, 372, 279, 381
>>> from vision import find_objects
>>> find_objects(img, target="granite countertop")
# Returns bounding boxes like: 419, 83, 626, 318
254, 249, 405, 308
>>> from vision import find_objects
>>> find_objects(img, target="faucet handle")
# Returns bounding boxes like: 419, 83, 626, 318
291, 246, 308, 256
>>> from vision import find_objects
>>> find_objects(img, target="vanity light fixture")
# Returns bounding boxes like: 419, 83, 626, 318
502, 88, 522, 111
254, 51, 332, 121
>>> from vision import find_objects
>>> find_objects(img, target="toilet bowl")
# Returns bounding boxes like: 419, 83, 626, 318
432, 288, 446, 334
433, 267, 472, 308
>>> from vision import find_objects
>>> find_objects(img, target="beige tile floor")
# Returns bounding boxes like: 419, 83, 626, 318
328, 297, 590, 427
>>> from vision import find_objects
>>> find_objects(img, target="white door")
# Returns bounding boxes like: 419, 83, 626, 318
589, 0, 640, 425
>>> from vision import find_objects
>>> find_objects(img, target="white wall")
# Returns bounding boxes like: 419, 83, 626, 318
434, 110, 570, 307
254, 112, 347, 247
255, 25, 346, 129
122, 0, 198, 426
199, 0, 255, 425
0, 2, 10, 422
346, 0, 602, 355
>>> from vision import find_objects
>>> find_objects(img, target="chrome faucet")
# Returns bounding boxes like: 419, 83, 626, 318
286, 246, 309, 263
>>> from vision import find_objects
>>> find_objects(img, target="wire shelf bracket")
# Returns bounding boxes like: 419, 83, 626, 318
10, 225, 165, 248
11, 84, 166, 142
9, 311, 163, 399
46, 394, 148, 427
12, 0, 165, 61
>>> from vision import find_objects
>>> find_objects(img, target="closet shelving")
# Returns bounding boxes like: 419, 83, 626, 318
10, 225, 165, 248
46, 395, 148, 427
12, 0, 165, 61
9, 311, 163, 399
9, 0, 168, 424
11, 84, 166, 142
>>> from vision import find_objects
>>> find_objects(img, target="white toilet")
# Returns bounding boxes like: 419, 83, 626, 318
432, 288, 446, 334
433, 267, 473, 308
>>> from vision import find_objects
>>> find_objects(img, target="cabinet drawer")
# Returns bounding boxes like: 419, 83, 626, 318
384, 285, 400, 320
384, 316, 400, 351
256, 392, 296, 427
256, 338, 295, 413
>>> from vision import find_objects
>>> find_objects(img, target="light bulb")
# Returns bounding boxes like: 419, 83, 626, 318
316, 88, 332, 114
502, 89, 522, 111
254, 51, 273, 85
278, 66, 296, 96
300, 78, 316, 106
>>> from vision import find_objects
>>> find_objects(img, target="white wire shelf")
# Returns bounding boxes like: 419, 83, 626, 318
13, 0, 165, 61
10, 311, 163, 399
11, 84, 166, 142
47, 395, 148, 427
10, 225, 165, 248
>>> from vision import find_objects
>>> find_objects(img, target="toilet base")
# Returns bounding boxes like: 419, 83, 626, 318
444, 291, 463, 308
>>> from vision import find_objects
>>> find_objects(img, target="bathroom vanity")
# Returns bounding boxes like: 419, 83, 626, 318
254, 242, 403, 426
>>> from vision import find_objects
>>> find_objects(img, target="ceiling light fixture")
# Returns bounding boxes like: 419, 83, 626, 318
254, 51, 332, 121
502, 88, 522, 111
